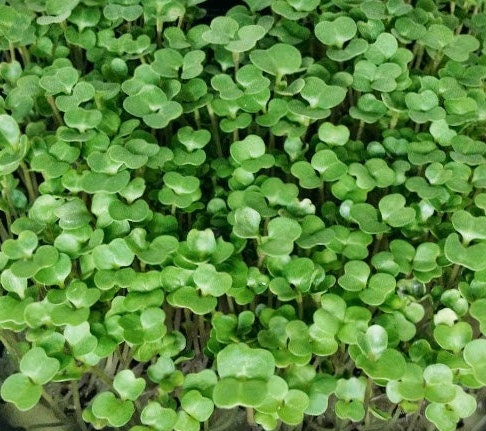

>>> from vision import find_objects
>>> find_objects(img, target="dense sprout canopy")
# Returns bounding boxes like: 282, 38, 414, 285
0, 0, 486, 431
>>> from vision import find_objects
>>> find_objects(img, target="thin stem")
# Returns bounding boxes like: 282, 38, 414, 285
413, 43, 425, 70
89, 365, 114, 386
448, 264, 462, 289
407, 404, 423, 431
206, 105, 223, 157
246, 407, 255, 426
20, 161, 37, 202
42, 389, 71, 423
356, 120, 365, 141
232, 52, 240, 74
2, 177, 18, 219
71, 380, 89, 431
18, 46, 31, 66
156, 18, 163, 47
0, 330, 22, 360
372, 233, 384, 256
121, 342, 133, 369
174, 307, 182, 331
296, 291, 304, 320
198, 314, 207, 351
194, 108, 202, 129
46, 95, 64, 127
4, 209, 13, 229
363, 377, 373, 429
226, 295, 235, 314
319, 183, 325, 205
389, 111, 399, 129
9, 43, 15, 62
257, 252, 265, 270
0, 218, 9, 241
430, 53, 444, 74
269, 132, 275, 152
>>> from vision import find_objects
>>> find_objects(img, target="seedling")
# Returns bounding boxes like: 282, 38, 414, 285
0, 1, 486, 431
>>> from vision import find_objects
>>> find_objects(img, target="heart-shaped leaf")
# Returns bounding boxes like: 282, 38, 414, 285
20, 347, 60, 385
463, 339, 486, 384
181, 390, 214, 422
167, 286, 217, 315
40, 66, 79, 95
217, 343, 275, 380
451, 210, 486, 243
0, 114, 20, 148
213, 377, 268, 408
434, 322, 472, 352
141, 402, 178, 431
250, 43, 302, 77
0, 374, 42, 411
202, 16, 239, 45
318, 122, 350, 146
193, 264, 232, 297
232, 207, 261, 238
113, 370, 146, 401
315, 16, 357, 48
91, 392, 135, 427
423, 364, 456, 403
311, 149, 347, 181
379, 194, 415, 227
445, 233, 486, 271
1, 230, 38, 260
338, 260, 370, 292
357, 325, 388, 361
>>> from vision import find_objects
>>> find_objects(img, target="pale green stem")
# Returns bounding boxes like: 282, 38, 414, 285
71, 380, 89, 431
232, 51, 240, 73
364, 377, 373, 429
226, 295, 235, 314
9, 42, 15, 62
194, 107, 201, 129
0, 218, 9, 241
0, 330, 21, 360
296, 291, 304, 320
356, 120, 365, 141
174, 307, 182, 331
319, 183, 325, 205
89, 365, 113, 385
413, 43, 425, 70
46, 95, 64, 126
198, 314, 206, 351
156, 18, 163, 47
42, 389, 70, 423
246, 407, 255, 426
20, 161, 37, 202
448, 264, 462, 289
18, 46, 31, 66
206, 105, 223, 157
389, 111, 399, 129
